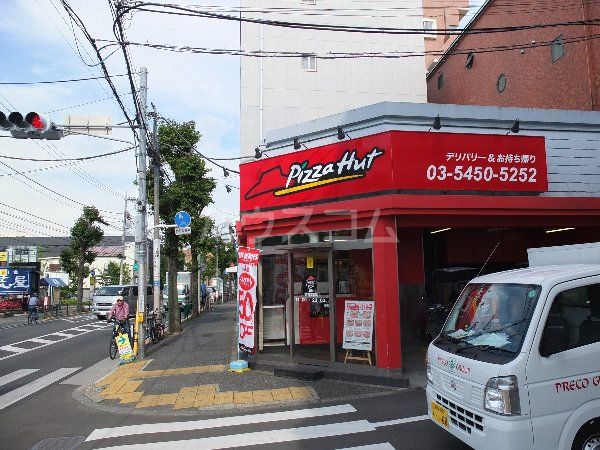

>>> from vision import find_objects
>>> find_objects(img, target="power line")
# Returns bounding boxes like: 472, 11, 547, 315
120, 2, 600, 37
0, 145, 135, 162
0, 74, 129, 85
0, 201, 70, 230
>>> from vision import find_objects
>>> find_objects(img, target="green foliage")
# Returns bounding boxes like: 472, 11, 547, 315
147, 119, 216, 331
59, 206, 106, 312
100, 261, 130, 286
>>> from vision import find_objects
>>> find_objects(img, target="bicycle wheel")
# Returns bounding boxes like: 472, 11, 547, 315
27, 313, 32, 325
149, 324, 158, 344
155, 323, 164, 340
109, 336, 118, 359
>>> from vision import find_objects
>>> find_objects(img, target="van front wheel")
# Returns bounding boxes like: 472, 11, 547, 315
573, 419, 600, 450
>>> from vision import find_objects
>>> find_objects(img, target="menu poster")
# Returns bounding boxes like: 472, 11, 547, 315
238, 247, 260, 353
342, 300, 375, 351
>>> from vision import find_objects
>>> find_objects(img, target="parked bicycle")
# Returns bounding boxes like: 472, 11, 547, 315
144, 309, 165, 344
27, 306, 39, 325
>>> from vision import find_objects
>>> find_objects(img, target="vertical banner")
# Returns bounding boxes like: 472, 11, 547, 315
238, 247, 260, 353
152, 239, 161, 287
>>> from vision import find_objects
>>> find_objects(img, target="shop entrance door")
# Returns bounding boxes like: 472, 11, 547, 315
291, 250, 333, 362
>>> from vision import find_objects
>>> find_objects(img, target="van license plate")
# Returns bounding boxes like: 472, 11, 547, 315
431, 402, 448, 428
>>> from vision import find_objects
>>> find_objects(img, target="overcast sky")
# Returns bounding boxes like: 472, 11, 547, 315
0, 0, 241, 239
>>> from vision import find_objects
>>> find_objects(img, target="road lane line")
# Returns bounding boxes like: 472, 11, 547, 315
29, 338, 56, 344
336, 444, 396, 450
0, 368, 80, 411
0, 369, 39, 387
85, 404, 357, 442
372, 415, 430, 428
95, 420, 375, 450
0, 345, 29, 354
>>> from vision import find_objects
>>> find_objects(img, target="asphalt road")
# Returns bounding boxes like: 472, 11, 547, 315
0, 315, 470, 450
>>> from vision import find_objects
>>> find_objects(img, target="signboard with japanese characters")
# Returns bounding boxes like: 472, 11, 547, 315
342, 300, 375, 351
0, 269, 31, 295
240, 130, 547, 211
237, 247, 260, 353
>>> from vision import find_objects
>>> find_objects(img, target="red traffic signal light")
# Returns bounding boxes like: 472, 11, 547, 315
0, 111, 62, 140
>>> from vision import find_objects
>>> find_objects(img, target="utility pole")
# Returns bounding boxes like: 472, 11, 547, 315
151, 103, 162, 322
135, 67, 148, 359
119, 195, 128, 285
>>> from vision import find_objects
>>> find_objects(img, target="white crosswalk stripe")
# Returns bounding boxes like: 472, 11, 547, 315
84, 403, 429, 449
0, 367, 80, 412
0, 322, 110, 361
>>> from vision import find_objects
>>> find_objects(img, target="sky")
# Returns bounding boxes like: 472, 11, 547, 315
0, 0, 241, 239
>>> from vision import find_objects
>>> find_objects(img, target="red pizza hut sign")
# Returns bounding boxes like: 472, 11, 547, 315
240, 131, 547, 211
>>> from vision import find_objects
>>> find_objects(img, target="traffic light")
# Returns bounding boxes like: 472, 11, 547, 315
0, 111, 63, 140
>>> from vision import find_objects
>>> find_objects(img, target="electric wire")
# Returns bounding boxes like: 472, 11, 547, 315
0, 201, 71, 231
0, 146, 135, 162
0, 74, 129, 86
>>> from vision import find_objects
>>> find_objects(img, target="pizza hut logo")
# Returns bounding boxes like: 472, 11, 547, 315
238, 272, 255, 291
245, 147, 384, 200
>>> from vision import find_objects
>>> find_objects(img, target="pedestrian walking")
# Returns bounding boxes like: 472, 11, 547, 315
200, 279, 207, 311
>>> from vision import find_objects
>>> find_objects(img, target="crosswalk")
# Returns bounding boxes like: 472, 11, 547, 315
0, 367, 81, 412
0, 320, 110, 361
81, 404, 429, 449
0, 313, 99, 331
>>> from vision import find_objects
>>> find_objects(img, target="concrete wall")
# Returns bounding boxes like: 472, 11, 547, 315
240, 0, 427, 157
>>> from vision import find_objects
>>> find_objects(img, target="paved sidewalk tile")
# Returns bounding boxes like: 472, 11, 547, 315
194, 393, 215, 408
155, 394, 178, 406
252, 390, 274, 403
119, 392, 144, 404
135, 395, 160, 409
271, 388, 294, 401
233, 391, 253, 404
117, 380, 142, 394
213, 391, 234, 405
289, 386, 313, 399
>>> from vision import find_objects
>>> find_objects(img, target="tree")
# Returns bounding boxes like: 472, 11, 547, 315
59, 206, 107, 312
147, 120, 216, 332
100, 261, 130, 286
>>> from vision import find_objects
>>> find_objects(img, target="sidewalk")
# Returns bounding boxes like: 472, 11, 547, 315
81, 302, 404, 416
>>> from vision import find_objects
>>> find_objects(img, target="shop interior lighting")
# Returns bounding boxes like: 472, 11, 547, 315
337, 126, 351, 140
509, 119, 520, 134
430, 227, 451, 234
254, 147, 262, 159
545, 227, 575, 234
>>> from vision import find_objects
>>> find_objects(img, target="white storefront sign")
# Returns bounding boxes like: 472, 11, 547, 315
342, 300, 375, 351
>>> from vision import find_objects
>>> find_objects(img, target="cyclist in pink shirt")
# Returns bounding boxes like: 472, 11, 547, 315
108, 298, 131, 341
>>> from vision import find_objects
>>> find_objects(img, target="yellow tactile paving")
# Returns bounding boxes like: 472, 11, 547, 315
194, 393, 215, 407
133, 370, 165, 378
213, 391, 234, 405
233, 391, 253, 404
252, 390, 274, 403
289, 386, 313, 399
117, 380, 143, 394
173, 398, 196, 409
101, 392, 125, 400
207, 365, 225, 372
179, 386, 199, 396
135, 395, 161, 409
102, 378, 129, 395
270, 388, 294, 401
155, 393, 178, 406
197, 384, 218, 394
163, 368, 181, 376
178, 367, 196, 375
119, 392, 144, 404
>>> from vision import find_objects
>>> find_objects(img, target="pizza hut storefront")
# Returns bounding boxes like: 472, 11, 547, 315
237, 102, 600, 378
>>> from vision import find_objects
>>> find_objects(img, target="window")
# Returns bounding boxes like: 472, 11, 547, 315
423, 18, 436, 39
551, 34, 564, 62
437, 73, 444, 90
301, 55, 317, 72
540, 284, 600, 356
497, 73, 506, 93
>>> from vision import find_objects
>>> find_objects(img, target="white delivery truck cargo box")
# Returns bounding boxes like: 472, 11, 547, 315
528, 241, 600, 267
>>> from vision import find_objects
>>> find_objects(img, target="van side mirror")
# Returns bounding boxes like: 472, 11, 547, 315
540, 325, 567, 357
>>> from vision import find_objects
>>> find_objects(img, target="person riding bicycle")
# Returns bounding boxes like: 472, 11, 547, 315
28, 292, 39, 323
107, 297, 131, 343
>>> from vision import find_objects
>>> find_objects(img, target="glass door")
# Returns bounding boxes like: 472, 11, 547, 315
292, 250, 332, 362
259, 253, 289, 351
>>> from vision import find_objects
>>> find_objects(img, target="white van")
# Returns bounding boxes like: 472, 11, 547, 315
426, 243, 600, 450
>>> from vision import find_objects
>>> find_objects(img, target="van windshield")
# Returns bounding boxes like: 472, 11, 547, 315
437, 283, 542, 361
95, 286, 123, 296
